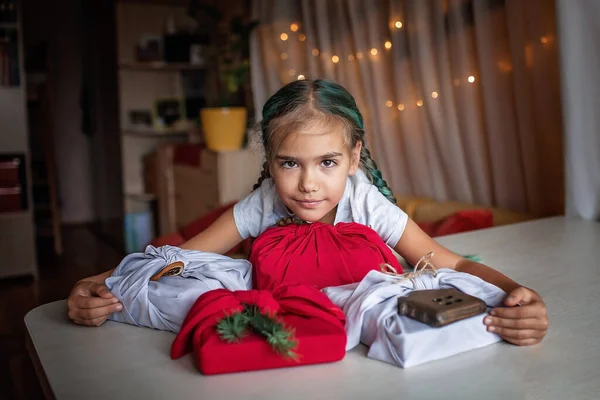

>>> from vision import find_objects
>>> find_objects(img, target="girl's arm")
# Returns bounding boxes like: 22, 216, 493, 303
394, 218, 548, 346
394, 219, 520, 292
180, 208, 243, 253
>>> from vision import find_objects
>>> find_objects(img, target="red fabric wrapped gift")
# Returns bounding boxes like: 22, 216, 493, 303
171, 284, 347, 375
249, 222, 402, 290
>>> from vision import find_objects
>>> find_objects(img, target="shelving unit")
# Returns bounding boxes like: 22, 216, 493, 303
116, 1, 208, 250
0, 0, 38, 279
115, 0, 262, 250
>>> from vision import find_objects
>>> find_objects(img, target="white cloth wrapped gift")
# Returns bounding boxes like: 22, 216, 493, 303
105, 245, 252, 332
323, 269, 507, 368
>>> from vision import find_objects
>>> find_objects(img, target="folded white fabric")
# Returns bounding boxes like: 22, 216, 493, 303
105, 245, 252, 332
323, 269, 507, 368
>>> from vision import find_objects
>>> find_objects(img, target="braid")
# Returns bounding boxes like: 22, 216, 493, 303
360, 147, 397, 204
253, 161, 271, 191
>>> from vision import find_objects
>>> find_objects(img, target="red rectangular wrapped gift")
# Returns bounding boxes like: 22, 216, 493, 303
197, 314, 347, 375
171, 286, 348, 375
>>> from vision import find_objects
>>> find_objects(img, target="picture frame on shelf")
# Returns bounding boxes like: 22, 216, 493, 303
135, 34, 163, 63
127, 109, 154, 131
153, 97, 185, 129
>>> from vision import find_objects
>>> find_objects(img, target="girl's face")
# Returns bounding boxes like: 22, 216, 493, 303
269, 122, 361, 223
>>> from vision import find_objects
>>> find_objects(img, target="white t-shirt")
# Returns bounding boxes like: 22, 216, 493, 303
233, 169, 408, 247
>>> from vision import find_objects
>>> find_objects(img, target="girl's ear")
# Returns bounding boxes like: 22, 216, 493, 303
348, 141, 362, 175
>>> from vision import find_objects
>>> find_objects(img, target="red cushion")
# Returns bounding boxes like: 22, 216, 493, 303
417, 209, 494, 237
149, 231, 186, 247
171, 284, 347, 374
250, 222, 402, 290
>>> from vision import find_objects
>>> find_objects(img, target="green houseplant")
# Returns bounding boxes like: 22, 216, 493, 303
188, 1, 258, 151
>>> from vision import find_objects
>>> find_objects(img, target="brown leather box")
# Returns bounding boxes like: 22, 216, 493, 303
397, 288, 487, 327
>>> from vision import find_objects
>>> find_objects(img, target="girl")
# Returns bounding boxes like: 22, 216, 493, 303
68, 79, 548, 346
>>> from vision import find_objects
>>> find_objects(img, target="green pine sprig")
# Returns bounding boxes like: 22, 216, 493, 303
245, 305, 299, 360
216, 312, 250, 343
215, 305, 299, 360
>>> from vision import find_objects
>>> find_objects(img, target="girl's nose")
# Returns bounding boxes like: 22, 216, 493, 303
299, 170, 318, 193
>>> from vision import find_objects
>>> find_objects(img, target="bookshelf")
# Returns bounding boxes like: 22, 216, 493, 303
0, 0, 38, 279
116, 1, 208, 249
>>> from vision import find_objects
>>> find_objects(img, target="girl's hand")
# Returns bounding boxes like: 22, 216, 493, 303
67, 280, 122, 327
484, 287, 548, 346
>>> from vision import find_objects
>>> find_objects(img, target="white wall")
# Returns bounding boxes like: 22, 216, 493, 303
556, 0, 600, 220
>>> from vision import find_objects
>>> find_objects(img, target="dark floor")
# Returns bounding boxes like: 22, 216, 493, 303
0, 226, 124, 400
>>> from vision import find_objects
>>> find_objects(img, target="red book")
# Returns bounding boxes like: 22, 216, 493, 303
171, 284, 347, 375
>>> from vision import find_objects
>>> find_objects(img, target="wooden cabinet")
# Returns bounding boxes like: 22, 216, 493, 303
154, 146, 262, 234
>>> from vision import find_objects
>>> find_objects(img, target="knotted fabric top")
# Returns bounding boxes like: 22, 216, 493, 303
249, 222, 403, 290
171, 283, 346, 360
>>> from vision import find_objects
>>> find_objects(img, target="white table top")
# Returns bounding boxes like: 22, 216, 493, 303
25, 216, 600, 400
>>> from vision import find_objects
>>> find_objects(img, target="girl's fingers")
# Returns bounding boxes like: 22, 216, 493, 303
92, 283, 115, 299
484, 316, 548, 331
503, 287, 533, 307
74, 303, 122, 321
77, 295, 120, 309
502, 337, 541, 346
491, 304, 546, 319
73, 317, 108, 327
488, 326, 545, 340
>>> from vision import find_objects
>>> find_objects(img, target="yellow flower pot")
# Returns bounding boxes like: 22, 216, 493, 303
200, 107, 247, 151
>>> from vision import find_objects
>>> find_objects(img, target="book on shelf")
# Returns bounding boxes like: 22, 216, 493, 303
0, 27, 19, 86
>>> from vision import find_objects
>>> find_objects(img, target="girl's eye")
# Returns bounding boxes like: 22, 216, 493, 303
281, 160, 298, 169
321, 159, 337, 168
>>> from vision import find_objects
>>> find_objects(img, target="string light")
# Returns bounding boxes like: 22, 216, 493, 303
276, 22, 494, 111
540, 36, 548, 44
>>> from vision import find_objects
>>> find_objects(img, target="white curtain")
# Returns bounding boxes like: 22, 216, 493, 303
250, 0, 563, 216
556, 0, 600, 221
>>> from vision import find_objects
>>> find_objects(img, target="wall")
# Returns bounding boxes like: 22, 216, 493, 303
23, 0, 95, 223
